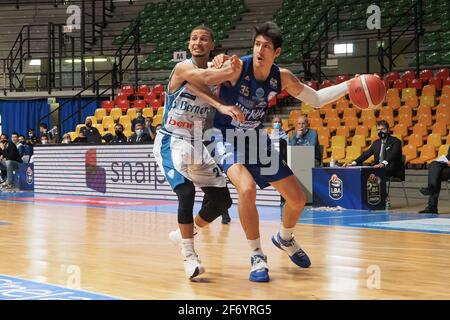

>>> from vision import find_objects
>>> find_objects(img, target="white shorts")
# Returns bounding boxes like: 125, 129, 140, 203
153, 132, 226, 190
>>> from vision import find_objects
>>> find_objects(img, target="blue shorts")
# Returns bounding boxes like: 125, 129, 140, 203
215, 131, 294, 189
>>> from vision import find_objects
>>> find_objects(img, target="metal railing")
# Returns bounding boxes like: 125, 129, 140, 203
2, 0, 117, 94
38, 20, 141, 140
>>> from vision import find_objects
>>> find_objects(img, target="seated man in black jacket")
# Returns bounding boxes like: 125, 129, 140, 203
0, 134, 23, 191
80, 118, 101, 144
344, 120, 405, 180
110, 123, 128, 144
72, 131, 88, 144
418, 146, 450, 214
128, 123, 152, 143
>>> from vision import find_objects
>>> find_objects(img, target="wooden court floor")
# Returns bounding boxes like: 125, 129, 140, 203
1, 199, 450, 300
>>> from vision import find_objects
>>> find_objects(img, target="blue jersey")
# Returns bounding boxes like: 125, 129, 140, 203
214, 55, 282, 132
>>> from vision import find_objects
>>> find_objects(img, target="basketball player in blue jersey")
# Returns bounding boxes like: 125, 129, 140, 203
153, 26, 244, 280
207, 22, 356, 282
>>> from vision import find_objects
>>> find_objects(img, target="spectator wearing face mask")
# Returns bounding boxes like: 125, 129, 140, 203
110, 123, 128, 144
27, 128, 38, 144
129, 123, 152, 143
268, 116, 290, 162
80, 118, 101, 144
344, 120, 404, 180
131, 110, 146, 132
39, 123, 54, 142
144, 117, 156, 142
0, 133, 23, 191
18, 135, 33, 163
269, 116, 290, 142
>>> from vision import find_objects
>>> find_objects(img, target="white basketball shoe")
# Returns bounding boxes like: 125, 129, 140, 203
183, 251, 205, 279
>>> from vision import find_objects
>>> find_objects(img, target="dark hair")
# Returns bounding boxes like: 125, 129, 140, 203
377, 120, 390, 130
191, 25, 215, 42
253, 21, 283, 50
11, 132, 19, 136
19, 135, 26, 139
1, 133, 8, 139
39, 123, 48, 130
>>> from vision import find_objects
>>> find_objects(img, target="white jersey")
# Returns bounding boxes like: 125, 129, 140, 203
153, 59, 226, 190
160, 59, 215, 140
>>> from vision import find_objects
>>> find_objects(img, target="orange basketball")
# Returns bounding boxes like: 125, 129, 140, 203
348, 75, 386, 109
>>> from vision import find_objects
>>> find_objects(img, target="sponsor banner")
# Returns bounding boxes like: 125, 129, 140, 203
33, 145, 280, 206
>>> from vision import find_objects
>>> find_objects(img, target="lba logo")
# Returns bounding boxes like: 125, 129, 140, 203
85, 149, 106, 193
329, 174, 343, 200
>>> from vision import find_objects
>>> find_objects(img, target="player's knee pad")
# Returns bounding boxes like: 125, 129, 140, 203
216, 187, 233, 211
198, 187, 232, 222
174, 181, 196, 224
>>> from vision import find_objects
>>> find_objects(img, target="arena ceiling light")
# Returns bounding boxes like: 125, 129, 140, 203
64, 58, 108, 63
29, 59, 41, 66
334, 43, 354, 55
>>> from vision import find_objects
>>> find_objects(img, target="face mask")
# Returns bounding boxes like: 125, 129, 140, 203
86, 122, 92, 127
41, 140, 48, 144
115, 130, 123, 135
135, 129, 143, 136
273, 123, 281, 130
378, 131, 388, 139
63, 139, 70, 144
28, 133, 33, 138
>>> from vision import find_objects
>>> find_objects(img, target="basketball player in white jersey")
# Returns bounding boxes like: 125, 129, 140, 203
153, 26, 244, 279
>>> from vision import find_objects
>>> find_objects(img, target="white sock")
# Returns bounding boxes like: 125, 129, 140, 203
174, 224, 199, 239
248, 238, 264, 256
280, 225, 295, 241
181, 238, 195, 258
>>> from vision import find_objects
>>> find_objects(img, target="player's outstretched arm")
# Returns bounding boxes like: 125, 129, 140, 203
176, 55, 242, 87
184, 82, 245, 123
280, 68, 354, 108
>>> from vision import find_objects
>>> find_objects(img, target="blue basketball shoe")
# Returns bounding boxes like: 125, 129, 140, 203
249, 254, 270, 282
272, 232, 311, 268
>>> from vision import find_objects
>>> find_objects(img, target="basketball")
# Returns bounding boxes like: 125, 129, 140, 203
3, 0, 450, 303
348, 74, 386, 109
